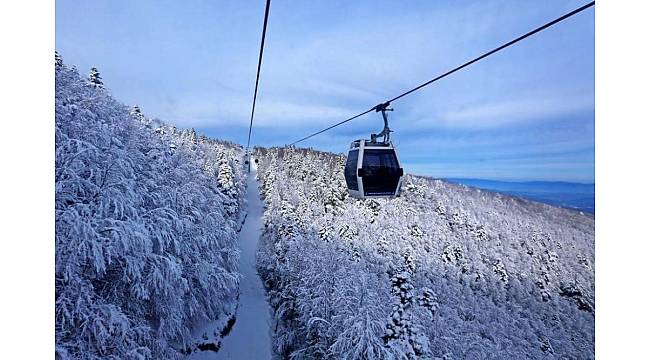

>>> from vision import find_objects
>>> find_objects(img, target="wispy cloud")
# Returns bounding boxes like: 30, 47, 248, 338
57, 0, 594, 181
158, 92, 357, 129
431, 95, 594, 129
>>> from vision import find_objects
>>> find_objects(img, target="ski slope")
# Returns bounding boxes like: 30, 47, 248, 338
212, 163, 272, 359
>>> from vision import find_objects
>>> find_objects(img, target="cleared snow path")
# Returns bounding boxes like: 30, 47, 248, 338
215, 163, 271, 359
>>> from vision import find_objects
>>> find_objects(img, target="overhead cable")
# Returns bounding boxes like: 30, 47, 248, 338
289, 1, 595, 146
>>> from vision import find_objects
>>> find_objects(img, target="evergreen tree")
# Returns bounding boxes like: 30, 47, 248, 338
88, 67, 103, 87
56, 64, 246, 358
130, 105, 143, 119
55, 51, 63, 69
253, 144, 594, 359
130, 105, 153, 128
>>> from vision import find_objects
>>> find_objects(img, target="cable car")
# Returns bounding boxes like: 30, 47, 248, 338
344, 103, 404, 199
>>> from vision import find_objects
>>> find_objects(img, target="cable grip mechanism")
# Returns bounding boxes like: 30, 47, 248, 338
371, 102, 393, 143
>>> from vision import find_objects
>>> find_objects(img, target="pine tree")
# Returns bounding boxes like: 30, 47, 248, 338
88, 67, 104, 87
55, 51, 63, 69
131, 105, 143, 119
131, 105, 152, 127
56, 64, 247, 358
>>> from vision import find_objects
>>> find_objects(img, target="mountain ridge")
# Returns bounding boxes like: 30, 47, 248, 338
444, 177, 595, 213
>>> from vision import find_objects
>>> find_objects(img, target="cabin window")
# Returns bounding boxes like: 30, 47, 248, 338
361, 149, 401, 196
344, 150, 359, 191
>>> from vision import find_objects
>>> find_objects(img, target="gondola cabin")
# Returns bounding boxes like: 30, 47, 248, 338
344, 139, 404, 199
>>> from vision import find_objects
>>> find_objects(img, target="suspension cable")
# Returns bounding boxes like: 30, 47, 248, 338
246, 0, 272, 153
289, 1, 594, 146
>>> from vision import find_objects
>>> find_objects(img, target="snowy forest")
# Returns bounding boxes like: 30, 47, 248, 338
55, 56, 247, 359
254, 147, 594, 359
55, 55, 594, 359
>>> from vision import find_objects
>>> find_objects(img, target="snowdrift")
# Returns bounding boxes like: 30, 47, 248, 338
55, 63, 246, 359
255, 147, 594, 359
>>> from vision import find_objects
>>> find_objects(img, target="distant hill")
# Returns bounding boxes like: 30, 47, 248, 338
445, 178, 595, 213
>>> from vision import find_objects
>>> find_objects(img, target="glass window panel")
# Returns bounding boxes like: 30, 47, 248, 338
344, 150, 359, 191
361, 149, 401, 196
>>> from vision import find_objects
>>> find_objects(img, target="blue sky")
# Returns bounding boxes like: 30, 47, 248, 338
56, 0, 594, 182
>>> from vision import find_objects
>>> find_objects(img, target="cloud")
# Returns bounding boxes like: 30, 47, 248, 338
404, 93, 594, 131
57, 0, 594, 181
445, 97, 591, 127
155, 91, 358, 130
254, 100, 356, 125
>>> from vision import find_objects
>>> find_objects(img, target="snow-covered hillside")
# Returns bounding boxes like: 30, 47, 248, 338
255, 147, 594, 359
55, 60, 246, 359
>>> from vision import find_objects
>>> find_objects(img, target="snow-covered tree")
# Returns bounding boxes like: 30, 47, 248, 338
253, 145, 594, 359
88, 67, 103, 87
56, 62, 246, 359
55, 51, 63, 69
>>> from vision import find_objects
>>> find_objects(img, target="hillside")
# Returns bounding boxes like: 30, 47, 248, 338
254, 147, 594, 359
54, 59, 595, 360
55, 63, 246, 359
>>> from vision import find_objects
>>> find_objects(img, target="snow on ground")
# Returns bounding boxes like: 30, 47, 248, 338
190, 162, 272, 359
